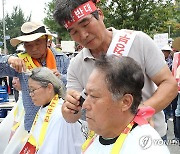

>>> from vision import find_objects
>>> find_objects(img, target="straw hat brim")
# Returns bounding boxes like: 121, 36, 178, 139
10, 33, 54, 47
172, 37, 180, 51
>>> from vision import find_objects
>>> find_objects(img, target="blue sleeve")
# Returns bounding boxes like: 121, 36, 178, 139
0, 54, 18, 77
55, 54, 70, 86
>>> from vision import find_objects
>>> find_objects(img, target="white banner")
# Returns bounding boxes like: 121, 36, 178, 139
154, 33, 168, 49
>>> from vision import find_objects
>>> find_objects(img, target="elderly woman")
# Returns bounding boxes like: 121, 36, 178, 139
20, 67, 84, 154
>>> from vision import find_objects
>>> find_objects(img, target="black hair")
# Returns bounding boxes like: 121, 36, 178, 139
53, 0, 99, 26
95, 55, 144, 114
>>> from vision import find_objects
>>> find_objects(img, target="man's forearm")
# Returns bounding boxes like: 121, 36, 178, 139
143, 78, 178, 113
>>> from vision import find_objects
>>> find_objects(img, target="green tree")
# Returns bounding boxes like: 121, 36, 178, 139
44, 0, 70, 41
44, 0, 179, 40
101, 0, 179, 37
163, 0, 180, 38
0, 6, 31, 54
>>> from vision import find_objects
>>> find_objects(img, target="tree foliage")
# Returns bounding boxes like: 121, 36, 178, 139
44, 0, 179, 40
0, 6, 31, 54
44, 0, 71, 41
101, 0, 179, 37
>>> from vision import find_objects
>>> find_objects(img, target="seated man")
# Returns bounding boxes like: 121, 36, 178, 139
82, 55, 170, 153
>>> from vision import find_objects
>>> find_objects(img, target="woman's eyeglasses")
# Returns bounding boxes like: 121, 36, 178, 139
29, 86, 42, 95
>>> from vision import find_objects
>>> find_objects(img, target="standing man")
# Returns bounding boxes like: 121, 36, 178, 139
0, 21, 70, 131
53, 0, 177, 139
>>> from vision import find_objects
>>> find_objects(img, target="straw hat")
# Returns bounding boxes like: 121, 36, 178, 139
172, 37, 180, 51
10, 22, 55, 47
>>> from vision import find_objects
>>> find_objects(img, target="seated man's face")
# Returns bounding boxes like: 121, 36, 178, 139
82, 69, 124, 138
24, 37, 47, 59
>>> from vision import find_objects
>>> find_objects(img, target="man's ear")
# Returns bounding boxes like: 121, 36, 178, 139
97, 8, 104, 20
121, 94, 133, 112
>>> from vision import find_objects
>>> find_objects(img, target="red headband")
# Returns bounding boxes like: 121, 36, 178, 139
64, 1, 97, 28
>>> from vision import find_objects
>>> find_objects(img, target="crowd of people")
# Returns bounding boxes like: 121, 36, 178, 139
0, 0, 179, 153
161, 40, 180, 142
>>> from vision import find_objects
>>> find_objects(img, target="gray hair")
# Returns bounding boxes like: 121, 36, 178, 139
28, 67, 64, 98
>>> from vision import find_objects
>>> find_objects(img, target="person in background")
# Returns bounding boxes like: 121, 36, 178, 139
0, 76, 8, 93
55, 44, 62, 52
82, 55, 170, 153
161, 44, 179, 142
0, 77, 26, 153
172, 37, 180, 142
161, 44, 174, 121
8, 77, 13, 95
176, 96, 180, 142
0, 21, 70, 132
13, 44, 26, 102
161, 44, 173, 70
10, 77, 24, 139
53, 0, 178, 140
19, 67, 84, 154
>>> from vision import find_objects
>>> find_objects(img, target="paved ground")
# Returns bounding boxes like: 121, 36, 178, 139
167, 118, 180, 153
